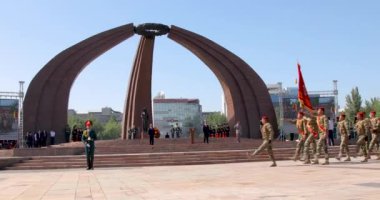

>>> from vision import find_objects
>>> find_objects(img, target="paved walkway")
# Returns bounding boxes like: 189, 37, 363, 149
1, 158, 380, 200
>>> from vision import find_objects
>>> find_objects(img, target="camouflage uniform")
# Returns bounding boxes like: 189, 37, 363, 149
314, 114, 329, 165
303, 116, 318, 164
364, 118, 372, 149
291, 117, 308, 161
336, 119, 351, 161
248, 122, 276, 167
369, 117, 380, 153
355, 119, 369, 162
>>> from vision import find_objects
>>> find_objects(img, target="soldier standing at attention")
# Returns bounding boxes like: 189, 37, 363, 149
336, 113, 351, 161
289, 111, 308, 161
302, 115, 318, 164
247, 116, 277, 167
82, 120, 97, 170
368, 111, 380, 159
313, 107, 329, 165
355, 112, 369, 162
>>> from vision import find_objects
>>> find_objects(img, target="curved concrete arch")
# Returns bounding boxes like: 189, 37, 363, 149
24, 23, 135, 142
24, 22, 277, 143
168, 25, 278, 138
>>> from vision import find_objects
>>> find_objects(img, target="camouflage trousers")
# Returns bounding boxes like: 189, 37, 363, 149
303, 134, 316, 161
293, 138, 306, 159
252, 140, 276, 163
338, 135, 350, 158
356, 135, 368, 158
316, 137, 329, 161
368, 133, 379, 152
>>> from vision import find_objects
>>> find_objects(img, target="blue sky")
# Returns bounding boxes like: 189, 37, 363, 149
1, 0, 379, 113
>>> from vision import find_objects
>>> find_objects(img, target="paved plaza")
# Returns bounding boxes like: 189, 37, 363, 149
0, 158, 380, 200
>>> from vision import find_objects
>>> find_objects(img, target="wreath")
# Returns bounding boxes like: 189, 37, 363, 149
134, 23, 170, 37
154, 128, 161, 138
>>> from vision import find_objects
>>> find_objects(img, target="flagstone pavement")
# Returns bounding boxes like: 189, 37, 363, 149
1, 158, 380, 200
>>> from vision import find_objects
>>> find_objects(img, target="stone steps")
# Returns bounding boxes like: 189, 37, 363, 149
5, 145, 364, 170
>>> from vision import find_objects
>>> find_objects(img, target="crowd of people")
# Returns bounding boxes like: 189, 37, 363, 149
202, 123, 232, 144
70, 126, 84, 142
25, 130, 56, 148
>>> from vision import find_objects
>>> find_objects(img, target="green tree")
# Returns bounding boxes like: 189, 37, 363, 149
205, 112, 227, 128
98, 116, 121, 140
68, 116, 85, 130
345, 87, 363, 122
363, 98, 380, 116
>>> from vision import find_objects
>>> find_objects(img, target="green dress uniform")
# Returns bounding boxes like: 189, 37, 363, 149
248, 122, 277, 167
369, 117, 380, 153
82, 129, 97, 169
303, 116, 318, 164
314, 114, 329, 165
355, 119, 369, 162
336, 119, 351, 161
291, 117, 308, 161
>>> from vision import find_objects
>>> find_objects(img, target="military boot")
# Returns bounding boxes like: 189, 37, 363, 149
321, 159, 329, 165
270, 162, 277, 167
247, 151, 257, 159
344, 157, 351, 161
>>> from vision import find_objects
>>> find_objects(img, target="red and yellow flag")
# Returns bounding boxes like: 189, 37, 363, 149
297, 63, 313, 111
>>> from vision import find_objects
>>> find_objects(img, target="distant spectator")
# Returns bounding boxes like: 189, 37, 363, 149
165, 132, 170, 139
72, 126, 78, 142
203, 123, 210, 144
78, 128, 83, 142
50, 130, 56, 145
234, 121, 241, 143
42, 130, 48, 147
64, 124, 71, 143
148, 124, 154, 145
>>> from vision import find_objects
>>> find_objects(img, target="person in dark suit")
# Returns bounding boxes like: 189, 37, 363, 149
203, 122, 210, 144
148, 124, 154, 145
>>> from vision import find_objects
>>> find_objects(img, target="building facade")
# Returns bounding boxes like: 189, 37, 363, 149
153, 98, 202, 138
68, 107, 123, 125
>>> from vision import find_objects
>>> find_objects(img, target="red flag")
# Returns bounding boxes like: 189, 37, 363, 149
297, 63, 313, 111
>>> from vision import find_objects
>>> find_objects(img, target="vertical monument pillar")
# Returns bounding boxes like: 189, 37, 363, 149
122, 36, 155, 139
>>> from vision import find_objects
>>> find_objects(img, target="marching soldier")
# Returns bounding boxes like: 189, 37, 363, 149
289, 111, 308, 161
336, 113, 351, 161
368, 111, 380, 159
82, 120, 97, 170
355, 112, 369, 162
313, 107, 329, 165
302, 114, 318, 164
364, 113, 372, 150
247, 116, 277, 167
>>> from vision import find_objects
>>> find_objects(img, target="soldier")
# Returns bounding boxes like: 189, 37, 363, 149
289, 111, 308, 161
336, 113, 351, 161
313, 107, 329, 165
82, 120, 97, 170
303, 114, 318, 164
368, 111, 380, 159
364, 113, 372, 150
355, 112, 369, 162
247, 116, 277, 167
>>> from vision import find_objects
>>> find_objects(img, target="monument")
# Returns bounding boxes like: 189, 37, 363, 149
23, 23, 278, 143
